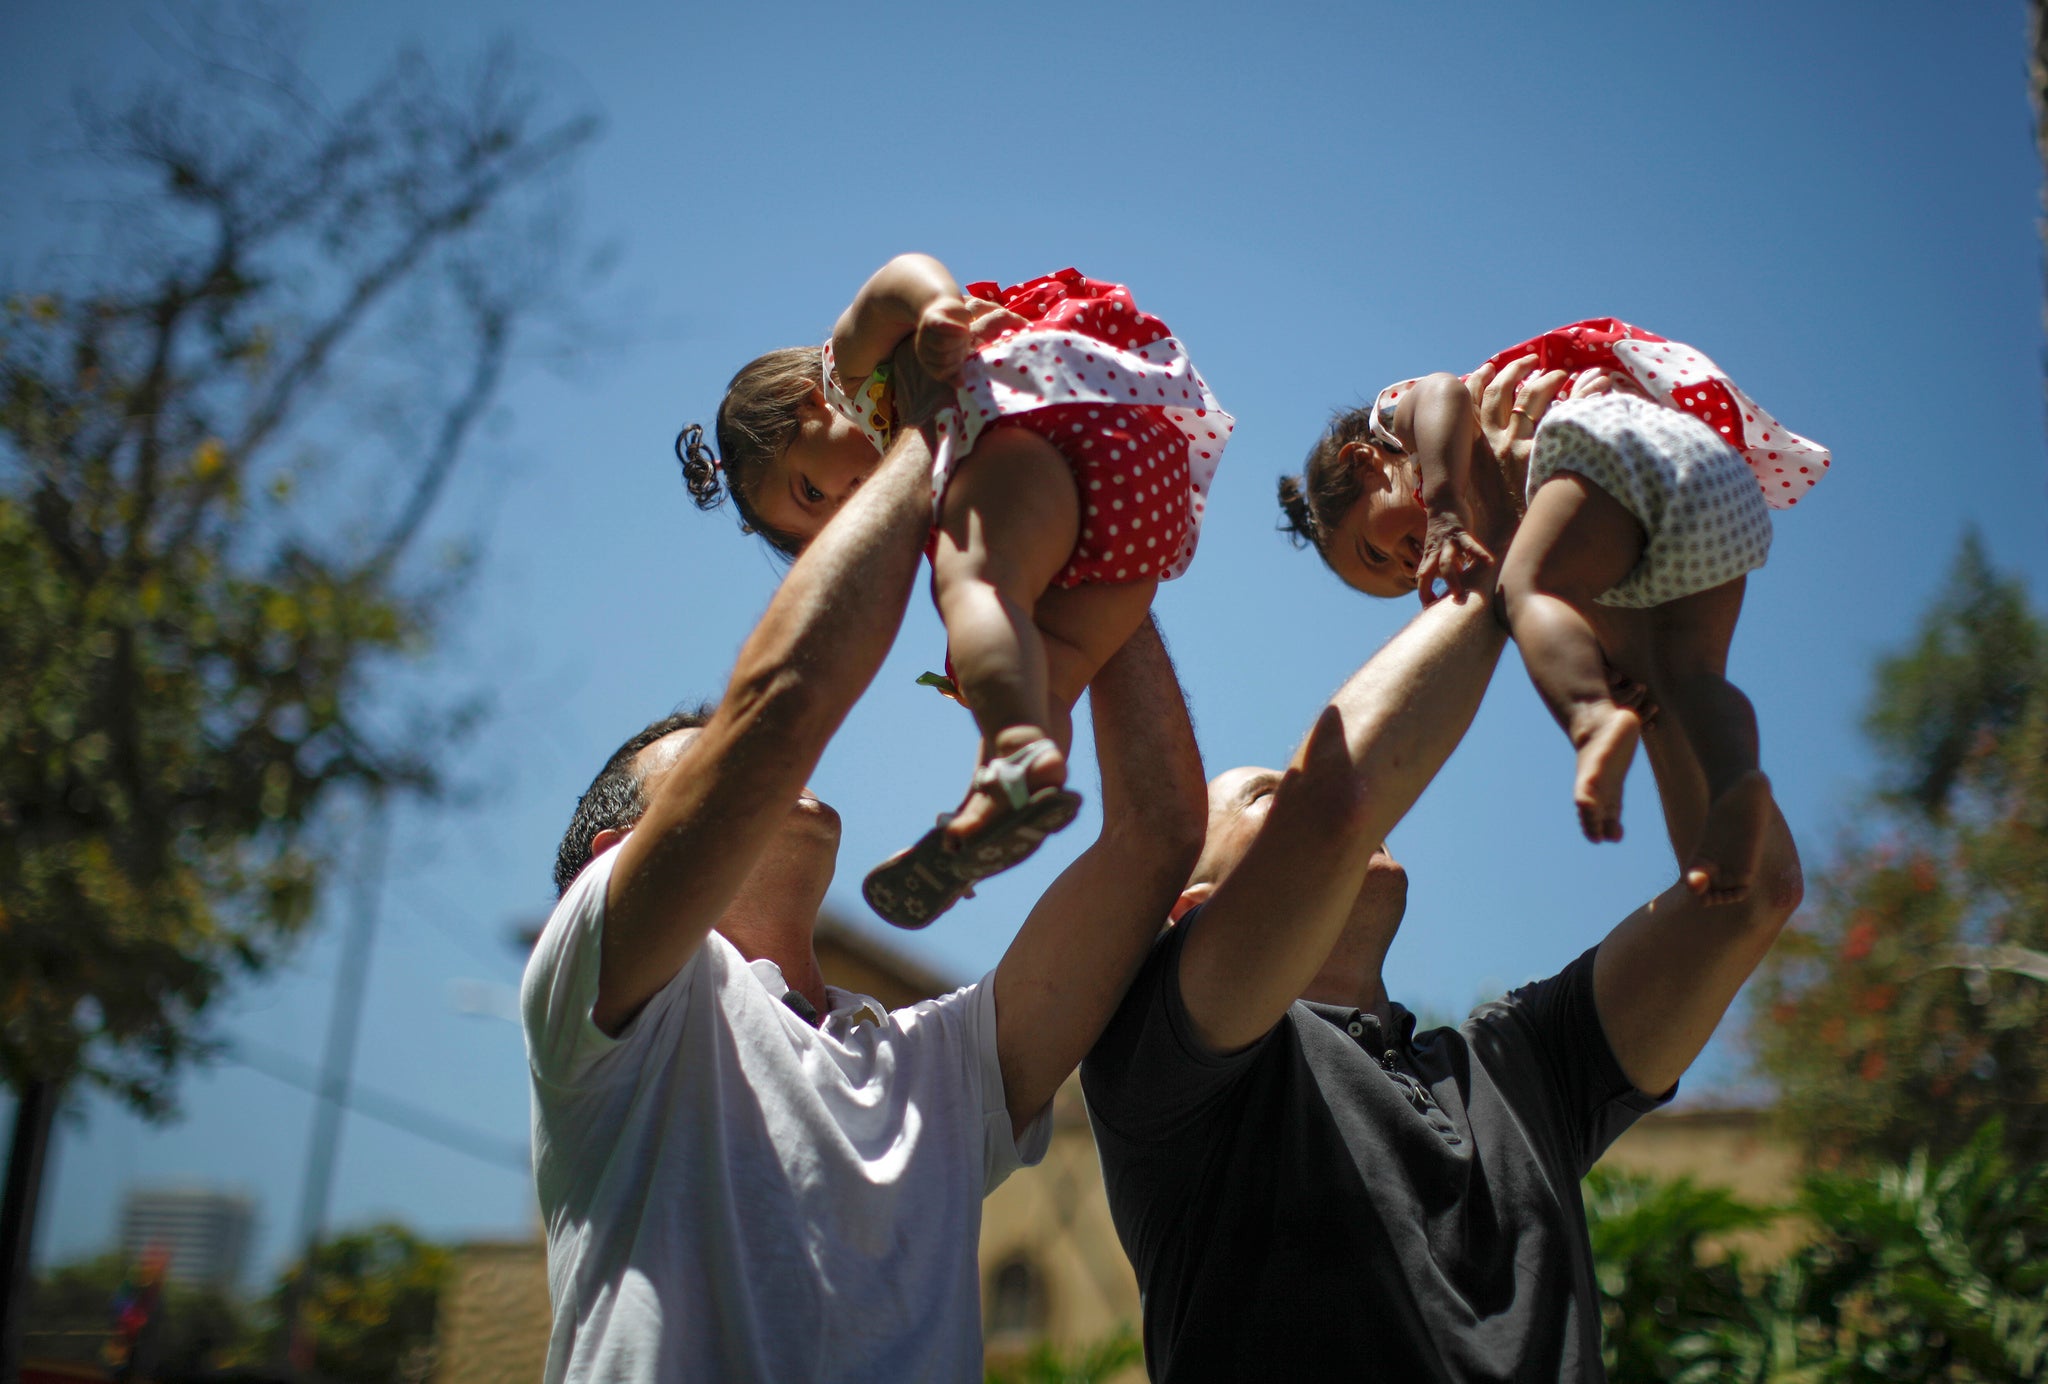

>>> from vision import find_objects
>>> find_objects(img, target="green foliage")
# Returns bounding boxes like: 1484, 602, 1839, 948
265, 1223, 451, 1384
0, 20, 596, 1113
1584, 1168, 1779, 1379
24, 1251, 253, 1377
1750, 534, 2048, 1165
985, 1329, 1143, 1384
1588, 1127, 2048, 1383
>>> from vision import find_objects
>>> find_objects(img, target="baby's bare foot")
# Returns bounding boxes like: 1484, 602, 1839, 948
944, 730, 1066, 846
1572, 706, 1642, 844
1686, 770, 1772, 905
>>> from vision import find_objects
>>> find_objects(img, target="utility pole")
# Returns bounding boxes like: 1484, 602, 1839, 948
274, 803, 390, 1375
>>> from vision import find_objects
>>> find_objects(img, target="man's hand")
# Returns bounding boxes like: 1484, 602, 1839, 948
964, 295, 1027, 349
1467, 355, 1570, 477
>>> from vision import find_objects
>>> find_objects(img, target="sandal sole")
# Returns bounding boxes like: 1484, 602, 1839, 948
862, 788, 1083, 929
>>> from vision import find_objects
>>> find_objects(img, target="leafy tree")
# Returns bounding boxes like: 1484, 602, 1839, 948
262, 1223, 450, 1384
1748, 534, 2048, 1165
0, 8, 600, 1359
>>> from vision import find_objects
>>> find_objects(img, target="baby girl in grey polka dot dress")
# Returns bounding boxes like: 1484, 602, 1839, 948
1280, 326, 1830, 906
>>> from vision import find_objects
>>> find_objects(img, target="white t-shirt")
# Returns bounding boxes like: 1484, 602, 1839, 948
521, 845, 1050, 1383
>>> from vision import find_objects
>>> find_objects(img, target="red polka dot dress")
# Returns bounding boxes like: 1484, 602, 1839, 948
1371, 319, 1831, 508
823, 268, 1233, 588
1369, 320, 1831, 606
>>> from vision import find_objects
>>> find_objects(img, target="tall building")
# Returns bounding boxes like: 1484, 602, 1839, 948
118, 1186, 256, 1291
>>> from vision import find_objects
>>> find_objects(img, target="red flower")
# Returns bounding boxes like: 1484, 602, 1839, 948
1842, 920, 1878, 961
1859, 1049, 1888, 1081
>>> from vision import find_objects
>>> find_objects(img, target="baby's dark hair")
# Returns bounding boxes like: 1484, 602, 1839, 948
677, 344, 822, 558
1276, 404, 1377, 576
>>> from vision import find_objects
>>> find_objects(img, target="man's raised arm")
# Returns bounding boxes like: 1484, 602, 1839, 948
993, 617, 1207, 1130
1176, 583, 1508, 1054
1590, 704, 1804, 1096
596, 432, 934, 1031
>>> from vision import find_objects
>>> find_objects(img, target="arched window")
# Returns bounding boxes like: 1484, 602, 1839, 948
986, 1254, 1050, 1338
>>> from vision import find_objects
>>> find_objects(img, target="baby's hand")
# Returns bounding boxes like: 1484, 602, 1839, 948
1417, 508, 1494, 607
915, 297, 977, 383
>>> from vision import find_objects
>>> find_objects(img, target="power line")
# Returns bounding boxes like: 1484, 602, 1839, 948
225, 1036, 530, 1175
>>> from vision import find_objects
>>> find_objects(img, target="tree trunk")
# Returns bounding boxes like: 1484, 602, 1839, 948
0, 1079, 60, 1384
2033, 0, 2048, 415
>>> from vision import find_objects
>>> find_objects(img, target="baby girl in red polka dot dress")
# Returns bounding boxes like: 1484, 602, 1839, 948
680, 254, 1232, 927
1280, 320, 1829, 904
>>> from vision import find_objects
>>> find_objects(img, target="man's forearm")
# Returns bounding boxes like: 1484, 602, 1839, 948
598, 430, 933, 1029
992, 617, 1204, 1130
1092, 619, 1206, 855
1318, 579, 1508, 850
1178, 585, 1508, 1053
720, 429, 934, 751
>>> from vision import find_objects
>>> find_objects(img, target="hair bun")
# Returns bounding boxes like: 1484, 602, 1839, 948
1276, 472, 1316, 548
676, 423, 726, 510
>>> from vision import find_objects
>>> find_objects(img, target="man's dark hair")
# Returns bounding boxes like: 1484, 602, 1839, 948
552, 704, 716, 896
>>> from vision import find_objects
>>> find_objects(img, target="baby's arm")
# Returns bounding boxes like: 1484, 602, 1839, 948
1391, 372, 1492, 602
832, 254, 976, 387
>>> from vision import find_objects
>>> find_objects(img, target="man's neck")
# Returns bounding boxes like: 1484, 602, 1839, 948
720, 911, 830, 1020
1298, 908, 1396, 1024
1300, 968, 1393, 1026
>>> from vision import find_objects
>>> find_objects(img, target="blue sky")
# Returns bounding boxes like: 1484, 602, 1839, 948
5, 0, 2045, 1285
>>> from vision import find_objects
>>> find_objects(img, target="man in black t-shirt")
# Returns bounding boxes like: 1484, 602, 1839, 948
1081, 373, 1806, 1382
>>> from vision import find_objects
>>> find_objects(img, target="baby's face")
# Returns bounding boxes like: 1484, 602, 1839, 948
1326, 450, 1425, 598
750, 403, 882, 545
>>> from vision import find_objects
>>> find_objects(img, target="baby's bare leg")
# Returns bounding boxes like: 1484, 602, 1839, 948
1498, 474, 1649, 843
930, 428, 1082, 840
1650, 578, 1767, 904
955, 581, 1158, 833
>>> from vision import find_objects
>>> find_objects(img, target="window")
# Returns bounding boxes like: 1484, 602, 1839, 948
986, 1254, 1049, 1337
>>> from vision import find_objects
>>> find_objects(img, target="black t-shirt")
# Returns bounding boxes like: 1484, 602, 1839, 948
1080, 911, 1671, 1383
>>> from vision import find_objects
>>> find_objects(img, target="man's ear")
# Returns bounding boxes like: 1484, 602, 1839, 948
590, 827, 628, 860
1169, 881, 1216, 923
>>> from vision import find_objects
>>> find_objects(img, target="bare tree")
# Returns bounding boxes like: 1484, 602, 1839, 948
0, 9, 602, 1368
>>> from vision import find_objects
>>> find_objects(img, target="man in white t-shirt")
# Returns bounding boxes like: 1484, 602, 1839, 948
522, 429, 1206, 1383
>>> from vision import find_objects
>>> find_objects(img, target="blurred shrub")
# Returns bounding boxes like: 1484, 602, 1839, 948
1588, 1124, 2048, 1382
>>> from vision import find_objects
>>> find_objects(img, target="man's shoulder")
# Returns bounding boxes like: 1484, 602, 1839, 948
1459, 945, 1602, 1038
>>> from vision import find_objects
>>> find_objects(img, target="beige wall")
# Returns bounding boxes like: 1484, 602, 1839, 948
434, 1241, 553, 1384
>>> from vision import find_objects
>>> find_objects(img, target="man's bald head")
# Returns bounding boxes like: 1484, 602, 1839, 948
1178, 764, 1410, 945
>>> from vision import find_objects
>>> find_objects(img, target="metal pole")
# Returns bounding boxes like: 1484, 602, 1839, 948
275, 803, 390, 1374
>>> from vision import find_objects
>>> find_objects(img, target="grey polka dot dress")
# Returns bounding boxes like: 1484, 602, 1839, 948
1529, 394, 1773, 609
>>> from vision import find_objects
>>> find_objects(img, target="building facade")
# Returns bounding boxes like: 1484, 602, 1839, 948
116, 1186, 256, 1291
